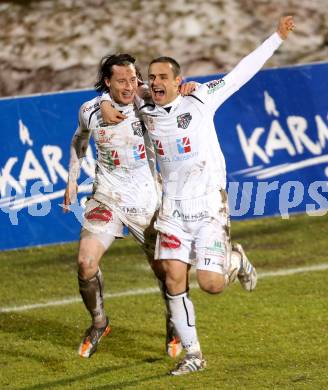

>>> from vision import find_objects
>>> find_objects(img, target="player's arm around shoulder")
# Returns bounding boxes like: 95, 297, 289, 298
100, 92, 127, 124
179, 81, 200, 96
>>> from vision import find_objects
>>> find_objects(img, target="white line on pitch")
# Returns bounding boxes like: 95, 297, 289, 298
1, 263, 328, 314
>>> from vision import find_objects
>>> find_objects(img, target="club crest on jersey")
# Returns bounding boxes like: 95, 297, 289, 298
131, 121, 146, 137
155, 140, 165, 155
133, 144, 146, 160
176, 137, 191, 154
177, 113, 192, 129
206, 79, 225, 94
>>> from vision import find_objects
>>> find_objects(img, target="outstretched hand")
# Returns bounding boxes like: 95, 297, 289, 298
277, 16, 295, 40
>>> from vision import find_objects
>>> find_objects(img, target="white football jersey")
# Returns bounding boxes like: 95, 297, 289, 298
74, 96, 159, 210
139, 32, 283, 200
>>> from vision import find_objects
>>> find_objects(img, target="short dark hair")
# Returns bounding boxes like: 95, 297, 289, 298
94, 53, 137, 93
149, 56, 181, 77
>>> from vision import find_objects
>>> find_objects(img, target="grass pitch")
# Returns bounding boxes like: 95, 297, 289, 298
0, 213, 328, 389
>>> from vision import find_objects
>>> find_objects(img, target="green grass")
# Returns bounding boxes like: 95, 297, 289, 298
1, 213, 328, 389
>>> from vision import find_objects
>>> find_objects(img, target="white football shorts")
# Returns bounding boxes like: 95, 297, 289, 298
82, 196, 157, 258
154, 189, 231, 274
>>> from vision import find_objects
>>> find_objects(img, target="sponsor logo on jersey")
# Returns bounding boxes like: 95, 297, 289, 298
158, 151, 199, 163
85, 206, 113, 222
176, 137, 191, 154
133, 144, 146, 160
110, 150, 120, 166
206, 79, 225, 94
155, 140, 165, 155
177, 113, 192, 129
160, 233, 181, 249
131, 121, 146, 137
98, 128, 113, 144
82, 102, 100, 113
99, 137, 113, 144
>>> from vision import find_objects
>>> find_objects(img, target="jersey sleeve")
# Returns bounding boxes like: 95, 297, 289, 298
194, 32, 283, 113
68, 106, 92, 184
100, 92, 112, 103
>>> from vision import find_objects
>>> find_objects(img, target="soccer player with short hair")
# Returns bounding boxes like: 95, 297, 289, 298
101, 16, 295, 375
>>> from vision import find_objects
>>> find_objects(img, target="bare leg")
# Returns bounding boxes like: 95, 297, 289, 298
77, 232, 113, 327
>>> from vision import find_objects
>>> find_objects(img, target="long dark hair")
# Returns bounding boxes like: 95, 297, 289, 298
94, 53, 137, 93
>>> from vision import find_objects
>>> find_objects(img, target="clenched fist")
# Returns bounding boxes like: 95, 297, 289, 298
277, 16, 295, 40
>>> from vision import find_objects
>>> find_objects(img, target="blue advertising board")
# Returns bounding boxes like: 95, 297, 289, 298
0, 63, 327, 250
0, 90, 97, 250
202, 62, 328, 220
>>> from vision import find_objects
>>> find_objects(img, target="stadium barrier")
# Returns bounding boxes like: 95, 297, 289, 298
0, 63, 327, 250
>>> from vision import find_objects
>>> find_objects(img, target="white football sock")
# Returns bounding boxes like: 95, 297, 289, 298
166, 291, 201, 354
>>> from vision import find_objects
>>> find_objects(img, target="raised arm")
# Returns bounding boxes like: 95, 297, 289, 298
195, 16, 295, 112
276, 15, 295, 40
224, 16, 295, 89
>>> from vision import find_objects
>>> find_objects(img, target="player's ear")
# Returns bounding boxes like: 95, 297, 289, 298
176, 75, 183, 86
104, 77, 111, 89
